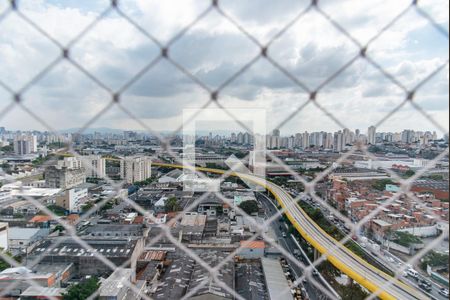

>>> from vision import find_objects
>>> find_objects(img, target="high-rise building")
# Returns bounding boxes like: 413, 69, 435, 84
120, 156, 152, 184
45, 166, 86, 189
13, 135, 37, 155
84, 155, 106, 178
295, 133, 302, 148
368, 126, 377, 145
243, 132, 252, 145
334, 131, 344, 152
401, 130, 414, 144
58, 157, 83, 169
302, 132, 310, 149
237, 132, 244, 145
272, 129, 280, 137
325, 133, 333, 149
343, 128, 351, 145
231, 133, 237, 144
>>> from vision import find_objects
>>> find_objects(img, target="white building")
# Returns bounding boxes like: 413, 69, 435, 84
55, 188, 88, 213
354, 158, 429, 170
120, 156, 152, 184
13, 135, 37, 155
368, 126, 377, 145
58, 155, 106, 178
83, 155, 106, 178
7, 227, 49, 255
58, 157, 83, 169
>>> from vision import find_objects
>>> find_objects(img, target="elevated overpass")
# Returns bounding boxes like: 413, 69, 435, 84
152, 162, 429, 300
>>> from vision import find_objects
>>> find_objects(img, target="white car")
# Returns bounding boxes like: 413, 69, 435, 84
407, 269, 419, 278
439, 288, 449, 297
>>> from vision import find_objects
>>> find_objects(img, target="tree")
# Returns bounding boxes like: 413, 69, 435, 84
340, 281, 369, 299
62, 277, 100, 300
372, 179, 395, 191
0, 145, 13, 153
420, 251, 449, 270
164, 197, 180, 212
0, 251, 21, 272
81, 202, 94, 213
239, 200, 259, 215
393, 231, 422, 247
403, 170, 416, 178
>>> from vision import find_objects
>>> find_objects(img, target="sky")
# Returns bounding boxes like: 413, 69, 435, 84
0, 0, 448, 136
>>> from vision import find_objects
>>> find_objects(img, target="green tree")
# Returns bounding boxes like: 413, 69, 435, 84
340, 281, 369, 299
403, 170, 416, 178
420, 251, 449, 270
239, 200, 259, 215
0, 145, 13, 153
0, 251, 20, 272
372, 179, 395, 191
393, 231, 422, 247
164, 197, 180, 212
52, 225, 65, 233
81, 202, 94, 213
62, 277, 100, 300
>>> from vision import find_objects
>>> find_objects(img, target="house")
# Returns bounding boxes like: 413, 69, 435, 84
237, 240, 265, 259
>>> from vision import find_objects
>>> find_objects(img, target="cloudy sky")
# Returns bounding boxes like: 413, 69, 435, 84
0, 0, 448, 136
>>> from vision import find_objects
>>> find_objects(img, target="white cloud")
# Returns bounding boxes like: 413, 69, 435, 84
0, 0, 447, 135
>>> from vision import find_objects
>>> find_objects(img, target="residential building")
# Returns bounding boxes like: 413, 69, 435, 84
83, 155, 106, 178
120, 156, 152, 184
55, 188, 88, 213
44, 166, 86, 189
238, 240, 265, 259
368, 126, 376, 145
13, 135, 37, 155
7, 227, 49, 255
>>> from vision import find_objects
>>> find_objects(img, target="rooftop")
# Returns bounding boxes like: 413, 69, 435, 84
261, 258, 293, 300
372, 219, 392, 227
99, 268, 133, 297
7, 227, 45, 240
240, 240, 265, 249
29, 215, 53, 223
20, 286, 66, 297
30, 238, 138, 258
180, 213, 207, 227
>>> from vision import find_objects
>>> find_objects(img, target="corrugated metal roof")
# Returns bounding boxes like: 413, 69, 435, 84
261, 258, 293, 300
240, 240, 265, 249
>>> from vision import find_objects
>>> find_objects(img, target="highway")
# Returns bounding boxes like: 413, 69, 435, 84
257, 192, 337, 300
153, 163, 429, 300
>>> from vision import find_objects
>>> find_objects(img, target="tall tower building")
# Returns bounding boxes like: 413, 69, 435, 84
272, 129, 281, 137
368, 126, 377, 145
302, 132, 310, 149
13, 135, 37, 155
333, 131, 344, 152
120, 156, 152, 184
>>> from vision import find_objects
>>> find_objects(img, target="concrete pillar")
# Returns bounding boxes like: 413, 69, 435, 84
313, 248, 320, 261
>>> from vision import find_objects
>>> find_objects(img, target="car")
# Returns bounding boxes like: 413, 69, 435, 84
312, 270, 319, 277
439, 288, 449, 297
282, 232, 287, 238
407, 268, 419, 279
418, 280, 432, 292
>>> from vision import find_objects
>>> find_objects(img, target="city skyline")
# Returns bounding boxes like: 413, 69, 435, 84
0, 125, 447, 139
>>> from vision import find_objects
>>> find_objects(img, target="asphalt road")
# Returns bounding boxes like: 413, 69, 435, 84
257, 192, 336, 300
